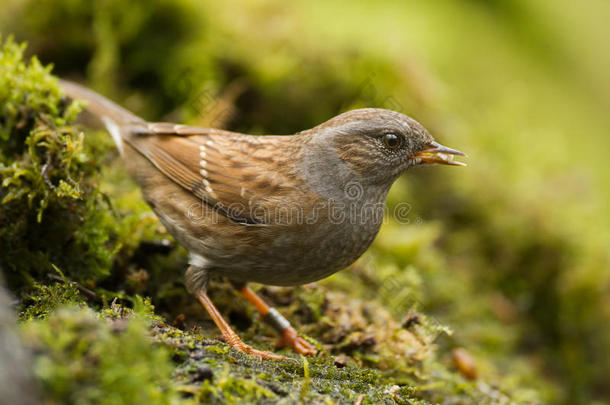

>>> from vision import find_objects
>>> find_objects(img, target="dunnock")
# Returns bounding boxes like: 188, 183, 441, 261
60, 79, 465, 359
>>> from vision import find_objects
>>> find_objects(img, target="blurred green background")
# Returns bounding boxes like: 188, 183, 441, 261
1, 0, 609, 403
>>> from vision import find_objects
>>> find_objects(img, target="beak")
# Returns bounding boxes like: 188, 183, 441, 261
412, 141, 467, 166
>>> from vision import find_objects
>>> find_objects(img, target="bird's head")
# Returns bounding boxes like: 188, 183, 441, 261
313, 108, 466, 185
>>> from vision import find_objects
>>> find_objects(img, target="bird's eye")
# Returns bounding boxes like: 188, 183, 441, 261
382, 133, 402, 149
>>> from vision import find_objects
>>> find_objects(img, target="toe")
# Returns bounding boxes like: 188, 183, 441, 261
245, 347, 286, 360
229, 339, 286, 360
293, 337, 316, 356
279, 327, 317, 356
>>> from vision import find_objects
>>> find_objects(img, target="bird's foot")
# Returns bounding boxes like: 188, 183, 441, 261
196, 289, 286, 360
225, 334, 286, 360
277, 327, 316, 356
236, 285, 317, 356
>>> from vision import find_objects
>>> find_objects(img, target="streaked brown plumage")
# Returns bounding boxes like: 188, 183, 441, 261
60, 79, 466, 359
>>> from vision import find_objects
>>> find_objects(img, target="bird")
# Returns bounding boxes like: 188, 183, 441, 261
59, 79, 466, 359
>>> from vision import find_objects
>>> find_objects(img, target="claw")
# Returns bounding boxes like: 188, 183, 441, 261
278, 327, 317, 356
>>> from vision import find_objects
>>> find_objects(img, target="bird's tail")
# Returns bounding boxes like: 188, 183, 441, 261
58, 79, 146, 155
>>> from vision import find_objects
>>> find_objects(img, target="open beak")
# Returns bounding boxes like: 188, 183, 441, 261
412, 141, 467, 166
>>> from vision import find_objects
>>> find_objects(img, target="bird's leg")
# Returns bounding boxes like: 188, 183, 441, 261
195, 292, 285, 360
186, 264, 284, 360
235, 284, 317, 356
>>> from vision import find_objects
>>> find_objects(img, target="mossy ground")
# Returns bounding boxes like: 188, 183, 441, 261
1, 0, 610, 403
19, 279, 526, 404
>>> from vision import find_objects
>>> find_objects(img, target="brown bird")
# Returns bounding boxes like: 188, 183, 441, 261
60, 79, 466, 359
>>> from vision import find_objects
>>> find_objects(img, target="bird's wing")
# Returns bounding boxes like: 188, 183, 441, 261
124, 123, 301, 225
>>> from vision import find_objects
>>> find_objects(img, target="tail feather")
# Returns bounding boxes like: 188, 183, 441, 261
58, 79, 146, 154
100, 116, 125, 156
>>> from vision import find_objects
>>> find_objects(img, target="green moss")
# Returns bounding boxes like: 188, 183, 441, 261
21, 305, 188, 405
19, 266, 86, 320
0, 36, 121, 291
0, 37, 80, 145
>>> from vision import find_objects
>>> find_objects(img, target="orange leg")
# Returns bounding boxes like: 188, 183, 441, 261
196, 291, 285, 360
238, 286, 316, 356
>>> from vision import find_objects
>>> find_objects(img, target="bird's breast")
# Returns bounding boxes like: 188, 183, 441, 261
202, 191, 388, 286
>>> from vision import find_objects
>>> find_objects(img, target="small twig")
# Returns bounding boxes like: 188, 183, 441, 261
47, 273, 98, 301
354, 393, 366, 405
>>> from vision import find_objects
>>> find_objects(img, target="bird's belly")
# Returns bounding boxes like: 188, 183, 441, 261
146, 179, 385, 286
208, 220, 381, 286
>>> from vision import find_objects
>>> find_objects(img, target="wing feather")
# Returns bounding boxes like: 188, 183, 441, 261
124, 123, 300, 225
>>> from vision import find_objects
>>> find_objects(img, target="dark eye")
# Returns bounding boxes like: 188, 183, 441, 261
382, 133, 402, 149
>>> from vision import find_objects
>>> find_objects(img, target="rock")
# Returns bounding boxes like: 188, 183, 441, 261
0, 281, 38, 405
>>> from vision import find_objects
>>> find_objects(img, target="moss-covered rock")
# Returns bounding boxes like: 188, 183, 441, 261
21, 304, 186, 405
0, 36, 120, 291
